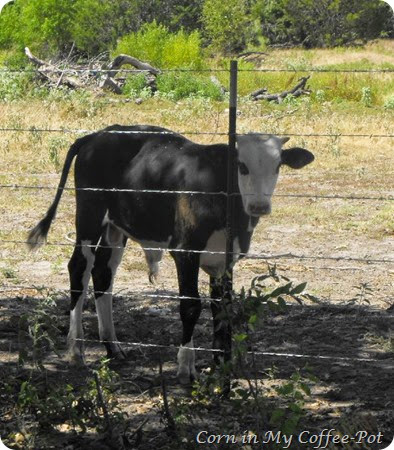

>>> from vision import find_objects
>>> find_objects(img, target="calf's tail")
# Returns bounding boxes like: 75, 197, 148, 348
27, 134, 92, 250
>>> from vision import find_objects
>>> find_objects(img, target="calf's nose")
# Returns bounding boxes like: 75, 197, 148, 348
249, 202, 271, 216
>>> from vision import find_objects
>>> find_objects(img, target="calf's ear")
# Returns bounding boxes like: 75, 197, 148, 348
281, 147, 314, 169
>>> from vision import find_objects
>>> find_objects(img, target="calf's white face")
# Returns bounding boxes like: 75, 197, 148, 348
236, 134, 314, 217
237, 134, 284, 217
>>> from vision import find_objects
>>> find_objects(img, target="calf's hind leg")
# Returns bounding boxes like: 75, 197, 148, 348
67, 239, 96, 365
92, 224, 127, 359
67, 197, 107, 365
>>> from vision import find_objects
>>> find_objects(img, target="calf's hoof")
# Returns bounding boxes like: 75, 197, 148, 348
177, 341, 198, 385
105, 342, 127, 360
67, 350, 86, 367
177, 368, 198, 386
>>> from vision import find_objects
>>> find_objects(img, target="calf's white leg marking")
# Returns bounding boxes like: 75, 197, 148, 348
177, 339, 198, 384
67, 240, 95, 363
95, 230, 125, 357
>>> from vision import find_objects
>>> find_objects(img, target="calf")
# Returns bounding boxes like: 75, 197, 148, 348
28, 125, 314, 384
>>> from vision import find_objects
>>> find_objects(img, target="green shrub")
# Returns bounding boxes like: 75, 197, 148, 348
123, 73, 154, 99
0, 49, 29, 69
114, 21, 204, 69
123, 73, 149, 95
360, 86, 373, 107
0, 71, 34, 101
156, 72, 223, 101
383, 95, 394, 109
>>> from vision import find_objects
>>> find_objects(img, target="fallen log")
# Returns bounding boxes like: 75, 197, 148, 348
251, 75, 311, 103
100, 54, 161, 94
106, 54, 161, 77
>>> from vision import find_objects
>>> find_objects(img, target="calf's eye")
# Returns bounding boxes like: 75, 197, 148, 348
238, 161, 249, 175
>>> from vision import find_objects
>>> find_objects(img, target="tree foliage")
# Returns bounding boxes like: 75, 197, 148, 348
252, 0, 393, 48
71, 0, 140, 56
202, 0, 256, 53
0, 0, 75, 55
0, 0, 392, 62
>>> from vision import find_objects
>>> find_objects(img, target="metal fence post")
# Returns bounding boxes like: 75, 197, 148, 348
225, 60, 238, 286
220, 60, 238, 371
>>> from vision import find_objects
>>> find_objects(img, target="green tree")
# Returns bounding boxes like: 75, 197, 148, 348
253, 0, 393, 48
202, 0, 255, 53
132, 0, 204, 32
71, 0, 139, 56
17, 0, 74, 54
0, 0, 205, 60
0, 0, 76, 57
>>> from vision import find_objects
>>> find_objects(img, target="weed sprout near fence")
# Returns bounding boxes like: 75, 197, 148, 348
0, 61, 393, 368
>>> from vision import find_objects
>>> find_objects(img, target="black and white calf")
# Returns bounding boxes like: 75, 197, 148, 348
28, 125, 314, 384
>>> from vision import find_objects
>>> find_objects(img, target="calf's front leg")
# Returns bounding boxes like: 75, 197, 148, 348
210, 275, 232, 365
173, 251, 201, 385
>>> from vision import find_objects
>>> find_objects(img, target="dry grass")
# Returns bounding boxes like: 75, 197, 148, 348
261, 39, 394, 69
0, 43, 393, 301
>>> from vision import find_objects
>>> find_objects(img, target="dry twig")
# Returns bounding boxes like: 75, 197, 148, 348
251, 75, 311, 103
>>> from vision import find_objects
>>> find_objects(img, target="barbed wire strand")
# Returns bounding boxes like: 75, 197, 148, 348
1, 238, 393, 264
0, 184, 392, 201
0, 253, 384, 273
71, 337, 382, 364
1, 170, 393, 178
0, 284, 217, 304
1, 67, 394, 74
0, 284, 392, 312
0, 127, 393, 139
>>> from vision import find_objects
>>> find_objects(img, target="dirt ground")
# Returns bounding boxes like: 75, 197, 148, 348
0, 201, 393, 448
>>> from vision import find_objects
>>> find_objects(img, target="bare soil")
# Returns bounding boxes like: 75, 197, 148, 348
0, 209, 393, 449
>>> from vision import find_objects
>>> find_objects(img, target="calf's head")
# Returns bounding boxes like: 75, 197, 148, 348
236, 134, 314, 217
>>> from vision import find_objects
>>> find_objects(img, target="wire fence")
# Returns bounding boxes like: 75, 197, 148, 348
1, 67, 394, 74
0, 283, 393, 310
71, 337, 383, 365
1, 238, 393, 264
0, 127, 393, 139
0, 61, 393, 368
0, 184, 392, 201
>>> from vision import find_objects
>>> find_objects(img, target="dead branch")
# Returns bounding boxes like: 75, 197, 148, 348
210, 75, 228, 94
158, 356, 176, 436
250, 87, 268, 97
238, 51, 267, 58
24, 47, 47, 67
251, 75, 311, 103
106, 54, 161, 77
25, 47, 161, 95
25, 47, 82, 89
100, 54, 161, 94
100, 77, 123, 94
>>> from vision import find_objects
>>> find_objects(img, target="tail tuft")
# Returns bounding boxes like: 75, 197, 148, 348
27, 213, 53, 251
